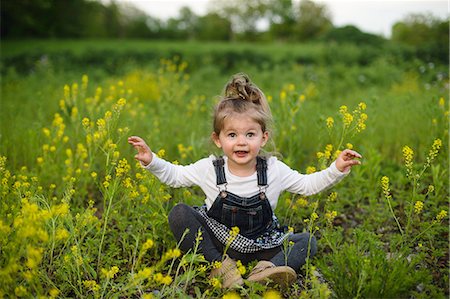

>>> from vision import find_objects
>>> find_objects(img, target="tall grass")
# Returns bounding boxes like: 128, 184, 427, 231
0, 40, 448, 298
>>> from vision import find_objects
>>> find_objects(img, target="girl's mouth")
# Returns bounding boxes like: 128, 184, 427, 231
234, 151, 248, 157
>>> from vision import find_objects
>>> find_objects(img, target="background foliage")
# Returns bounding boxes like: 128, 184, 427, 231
1, 0, 448, 64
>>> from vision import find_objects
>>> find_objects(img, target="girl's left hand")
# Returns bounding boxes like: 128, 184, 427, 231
335, 149, 362, 173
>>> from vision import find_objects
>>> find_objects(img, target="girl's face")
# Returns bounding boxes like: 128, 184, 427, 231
212, 113, 268, 176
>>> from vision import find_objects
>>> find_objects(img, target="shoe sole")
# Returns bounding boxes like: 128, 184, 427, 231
248, 266, 297, 288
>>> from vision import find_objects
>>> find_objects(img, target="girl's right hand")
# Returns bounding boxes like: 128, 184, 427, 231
128, 136, 153, 166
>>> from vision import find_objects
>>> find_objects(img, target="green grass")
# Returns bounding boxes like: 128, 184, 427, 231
0, 39, 448, 298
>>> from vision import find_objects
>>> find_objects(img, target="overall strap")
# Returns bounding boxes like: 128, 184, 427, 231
213, 157, 227, 186
256, 156, 268, 186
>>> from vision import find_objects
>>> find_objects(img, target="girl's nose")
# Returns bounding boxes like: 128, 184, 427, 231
237, 134, 247, 144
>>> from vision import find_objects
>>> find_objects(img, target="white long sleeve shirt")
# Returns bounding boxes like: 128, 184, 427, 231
144, 154, 348, 210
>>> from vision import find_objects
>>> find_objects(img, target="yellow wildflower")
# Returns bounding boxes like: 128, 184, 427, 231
117, 98, 126, 107
51, 203, 69, 217
101, 266, 119, 279
42, 128, 51, 137
343, 113, 353, 126
83, 280, 100, 292
104, 111, 112, 120
280, 91, 287, 101
115, 158, 130, 177
71, 83, 78, 100
154, 273, 174, 286
402, 145, 414, 177
59, 99, 66, 110
142, 239, 154, 250
328, 191, 338, 201
82, 74, 88, 90
381, 176, 392, 200
136, 267, 153, 280
55, 228, 70, 240
356, 113, 368, 132
15, 286, 27, 296
198, 265, 207, 273
414, 201, 424, 214
26, 246, 43, 269
97, 118, 106, 130
436, 210, 447, 222
306, 166, 316, 174
212, 261, 222, 269
230, 226, 240, 237
123, 177, 133, 189
325, 210, 337, 224
103, 175, 111, 188
0, 220, 11, 234
157, 149, 166, 158
263, 289, 282, 299
210, 277, 222, 288
164, 248, 181, 260
71, 106, 78, 119
426, 138, 442, 165
236, 260, 246, 275
113, 151, 120, 160
49, 288, 60, 298
161, 275, 172, 285
326, 117, 334, 129
223, 291, 241, 299
296, 197, 308, 207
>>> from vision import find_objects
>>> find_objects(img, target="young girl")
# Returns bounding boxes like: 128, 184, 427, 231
128, 73, 361, 289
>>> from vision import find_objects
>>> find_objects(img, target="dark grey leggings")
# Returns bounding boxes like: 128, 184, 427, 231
168, 203, 317, 272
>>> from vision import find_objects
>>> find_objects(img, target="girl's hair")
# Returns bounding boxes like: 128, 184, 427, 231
213, 73, 273, 135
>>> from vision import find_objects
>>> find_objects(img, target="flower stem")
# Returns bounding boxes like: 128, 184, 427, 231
387, 197, 404, 237
97, 183, 116, 270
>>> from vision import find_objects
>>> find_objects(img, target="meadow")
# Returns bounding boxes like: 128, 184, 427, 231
0, 40, 448, 298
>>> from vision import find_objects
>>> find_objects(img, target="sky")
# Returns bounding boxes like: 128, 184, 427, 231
115, 0, 449, 37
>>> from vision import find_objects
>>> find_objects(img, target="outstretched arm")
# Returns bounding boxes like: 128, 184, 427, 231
335, 149, 362, 173
128, 136, 153, 166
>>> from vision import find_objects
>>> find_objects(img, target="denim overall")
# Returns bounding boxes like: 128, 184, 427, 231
206, 157, 274, 239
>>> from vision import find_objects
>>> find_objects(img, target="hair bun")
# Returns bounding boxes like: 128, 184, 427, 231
225, 73, 258, 103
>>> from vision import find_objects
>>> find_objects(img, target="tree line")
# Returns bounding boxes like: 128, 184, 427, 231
1, 0, 448, 57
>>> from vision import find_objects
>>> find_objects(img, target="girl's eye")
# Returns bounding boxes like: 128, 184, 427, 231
228, 133, 236, 138
247, 132, 255, 137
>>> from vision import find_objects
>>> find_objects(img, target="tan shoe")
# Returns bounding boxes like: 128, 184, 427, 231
247, 261, 297, 288
209, 255, 244, 288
